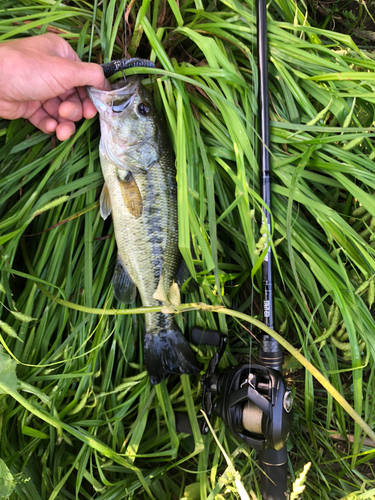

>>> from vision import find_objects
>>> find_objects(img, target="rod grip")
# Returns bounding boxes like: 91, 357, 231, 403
259, 447, 288, 500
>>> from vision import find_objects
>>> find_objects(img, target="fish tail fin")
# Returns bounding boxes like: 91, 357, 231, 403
144, 326, 201, 385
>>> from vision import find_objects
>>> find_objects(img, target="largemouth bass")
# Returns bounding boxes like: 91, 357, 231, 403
87, 77, 200, 385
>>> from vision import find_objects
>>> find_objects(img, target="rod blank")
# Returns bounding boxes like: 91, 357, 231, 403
258, 0, 280, 361
257, 1, 288, 498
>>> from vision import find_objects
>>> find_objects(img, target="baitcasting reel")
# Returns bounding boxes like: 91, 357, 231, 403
176, 327, 293, 452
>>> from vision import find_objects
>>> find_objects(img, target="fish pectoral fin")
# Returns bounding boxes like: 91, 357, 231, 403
100, 183, 112, 220
112, 256, 137, 304
119, 172, 143, 218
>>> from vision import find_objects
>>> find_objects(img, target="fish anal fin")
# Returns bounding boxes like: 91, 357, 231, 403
100, 183, 112, 220
176, 259, 198, 294
118, 172, 142, 218
112, 256, 137, 304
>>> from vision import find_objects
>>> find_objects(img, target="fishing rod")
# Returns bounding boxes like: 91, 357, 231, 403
176, 1, 293, 498
257, 0, 292, 497
102, 5, 293, 497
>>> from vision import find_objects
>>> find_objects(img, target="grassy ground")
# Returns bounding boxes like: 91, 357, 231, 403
1, 0, 375, 499
309, 0, 375, 47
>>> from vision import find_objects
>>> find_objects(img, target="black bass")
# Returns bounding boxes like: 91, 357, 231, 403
87, 76, 200, 385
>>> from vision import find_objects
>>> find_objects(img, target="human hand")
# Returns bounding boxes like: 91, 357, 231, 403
0, 33, 110, 141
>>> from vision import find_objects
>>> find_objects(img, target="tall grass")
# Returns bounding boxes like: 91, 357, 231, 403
1, 0, 375, 498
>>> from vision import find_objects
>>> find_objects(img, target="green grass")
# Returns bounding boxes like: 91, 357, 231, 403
1, 0, 375, 498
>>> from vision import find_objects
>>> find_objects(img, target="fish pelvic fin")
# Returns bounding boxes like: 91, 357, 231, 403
144, 324, 201, 385
100, 183, 112, 220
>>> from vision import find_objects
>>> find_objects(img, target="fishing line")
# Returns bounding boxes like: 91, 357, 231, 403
124, 1, 127, 57
123, 5, 127, 83
248, 0, 257, 387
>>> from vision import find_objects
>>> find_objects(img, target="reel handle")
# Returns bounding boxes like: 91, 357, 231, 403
175, 412, 193, 434
191, 327, 222, 347
175, 412, 207, 435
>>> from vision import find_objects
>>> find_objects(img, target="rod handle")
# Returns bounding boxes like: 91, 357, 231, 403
259, 447, 288, 500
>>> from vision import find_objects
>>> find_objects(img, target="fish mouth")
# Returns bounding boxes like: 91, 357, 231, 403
86, 76, 142, 114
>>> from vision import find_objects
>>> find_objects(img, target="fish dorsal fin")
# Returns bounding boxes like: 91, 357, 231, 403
118, 171, 142, 218
112, 256, 137, 304
100, 183, 112, 220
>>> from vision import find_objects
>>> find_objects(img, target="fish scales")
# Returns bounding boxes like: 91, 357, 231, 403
87, 76, 200, 384
108, 145, 178, 327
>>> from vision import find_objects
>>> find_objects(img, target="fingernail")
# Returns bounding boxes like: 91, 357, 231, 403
66, 108, 78, 119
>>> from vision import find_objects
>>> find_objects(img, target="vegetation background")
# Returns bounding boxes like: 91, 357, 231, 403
1, 0, 375, 499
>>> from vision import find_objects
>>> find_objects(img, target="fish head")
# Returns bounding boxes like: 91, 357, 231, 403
87, 76, 160, 171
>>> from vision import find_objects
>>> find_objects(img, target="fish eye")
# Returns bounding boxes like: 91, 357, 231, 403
138, 102, 151, 116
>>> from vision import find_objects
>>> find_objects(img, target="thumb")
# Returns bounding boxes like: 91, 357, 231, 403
65, 60, 111, 91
